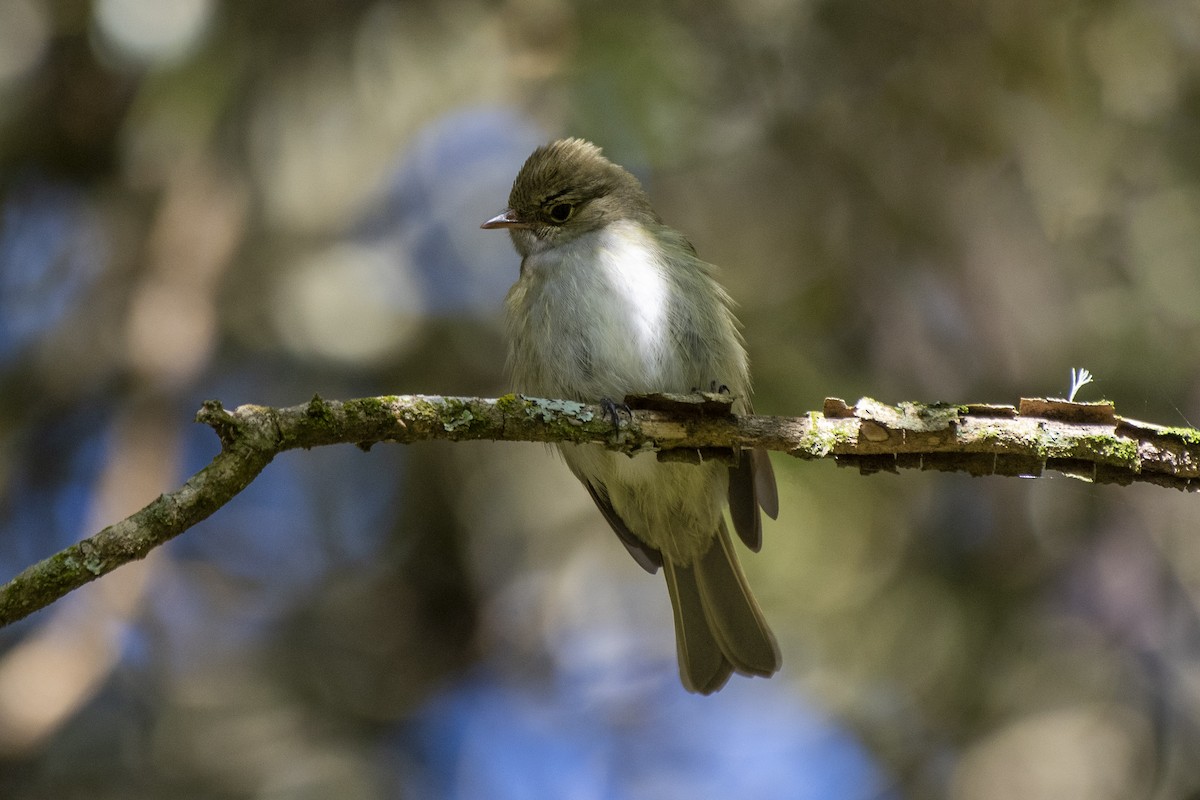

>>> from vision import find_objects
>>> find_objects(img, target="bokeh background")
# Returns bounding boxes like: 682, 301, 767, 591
2, 1, 1199, 797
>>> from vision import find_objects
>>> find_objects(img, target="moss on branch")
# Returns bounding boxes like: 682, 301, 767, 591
0, 393, 1195, 627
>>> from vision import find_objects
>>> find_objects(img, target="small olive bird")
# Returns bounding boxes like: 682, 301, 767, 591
482, 138, 780, 693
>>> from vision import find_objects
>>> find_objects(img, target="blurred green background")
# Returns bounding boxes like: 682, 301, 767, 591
1, 1, 1199, 798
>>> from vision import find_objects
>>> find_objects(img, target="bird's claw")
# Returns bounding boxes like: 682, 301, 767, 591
600, 397, 633, 428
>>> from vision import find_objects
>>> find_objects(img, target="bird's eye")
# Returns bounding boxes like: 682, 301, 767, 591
547, 202, 574, 223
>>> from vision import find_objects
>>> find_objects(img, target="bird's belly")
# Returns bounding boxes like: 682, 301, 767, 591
562, 443, 727, 561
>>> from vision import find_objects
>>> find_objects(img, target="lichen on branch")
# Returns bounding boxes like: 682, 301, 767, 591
0, 393, 1195, 627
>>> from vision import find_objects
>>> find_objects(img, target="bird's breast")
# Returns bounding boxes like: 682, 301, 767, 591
507, 221, 687, 399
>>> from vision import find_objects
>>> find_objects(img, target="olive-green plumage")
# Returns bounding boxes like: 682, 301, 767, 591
483, 139, 780, 693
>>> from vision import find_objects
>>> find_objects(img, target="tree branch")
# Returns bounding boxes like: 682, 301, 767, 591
1, 393, 1196, 627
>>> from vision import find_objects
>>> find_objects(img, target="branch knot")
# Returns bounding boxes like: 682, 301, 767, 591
196, 399, 244, 449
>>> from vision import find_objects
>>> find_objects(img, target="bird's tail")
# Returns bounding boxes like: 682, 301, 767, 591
663, 520, 781, 694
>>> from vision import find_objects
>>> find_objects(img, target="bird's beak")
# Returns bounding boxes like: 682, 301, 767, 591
481, 209, 531, 230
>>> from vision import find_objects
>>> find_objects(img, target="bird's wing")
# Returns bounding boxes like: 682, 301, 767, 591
728, 449, 778, 551
582, 481, 663, 573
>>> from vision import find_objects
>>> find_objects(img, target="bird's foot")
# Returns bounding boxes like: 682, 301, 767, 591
600, 397, 633, 428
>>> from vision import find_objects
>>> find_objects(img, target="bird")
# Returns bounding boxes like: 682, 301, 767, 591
481, 138, 780, 693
